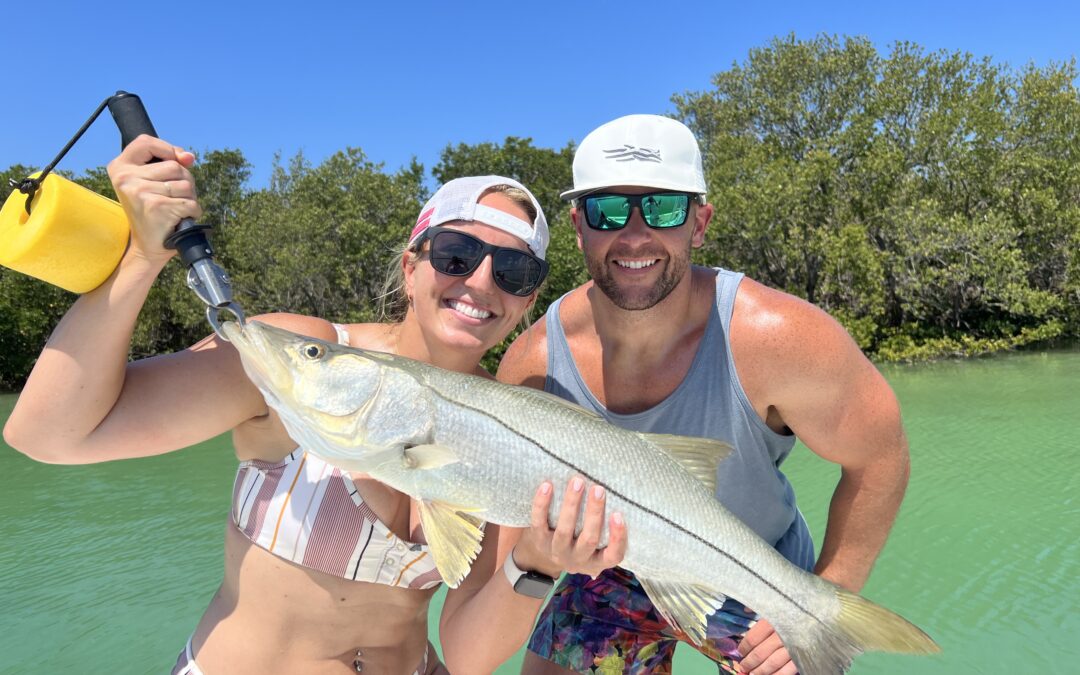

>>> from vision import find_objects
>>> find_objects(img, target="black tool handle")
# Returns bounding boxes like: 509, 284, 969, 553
105, 91, 213, 267
107, 91, 159, 151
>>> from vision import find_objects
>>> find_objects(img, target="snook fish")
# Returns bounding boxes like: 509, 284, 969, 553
221, 320, 939, 675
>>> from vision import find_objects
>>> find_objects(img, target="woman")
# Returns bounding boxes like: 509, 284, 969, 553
3, 136, 626, 674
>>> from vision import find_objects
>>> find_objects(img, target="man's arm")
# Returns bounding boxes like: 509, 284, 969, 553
734, 281, 910, 591
775, 308, 907, 589
733, 283, 910, 674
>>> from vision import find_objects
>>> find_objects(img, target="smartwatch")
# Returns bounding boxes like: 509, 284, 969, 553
503, 549, 556, 599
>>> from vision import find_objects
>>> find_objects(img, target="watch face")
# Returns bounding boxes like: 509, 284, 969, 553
514, 573, 555, 599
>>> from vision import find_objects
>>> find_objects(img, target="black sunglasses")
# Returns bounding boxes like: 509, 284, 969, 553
414, 226, 548, 296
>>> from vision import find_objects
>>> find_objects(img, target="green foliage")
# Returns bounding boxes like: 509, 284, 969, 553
675, 34, 1080, 361
875, 320, 1065, 361
0, 270, 73, 390
2, 35, 1078, 386
222, 148, 427, 324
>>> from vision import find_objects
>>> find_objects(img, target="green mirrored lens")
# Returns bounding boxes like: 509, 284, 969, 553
588, 196, 631, 229
642, 194, 689, 228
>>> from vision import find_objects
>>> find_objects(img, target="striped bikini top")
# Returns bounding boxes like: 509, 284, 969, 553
229, 325, 442, 590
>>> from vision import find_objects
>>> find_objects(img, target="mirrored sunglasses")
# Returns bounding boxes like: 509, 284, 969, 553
582, 192, 697, 230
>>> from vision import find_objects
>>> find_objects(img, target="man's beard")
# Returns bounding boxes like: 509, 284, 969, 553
586, 247, 691, 311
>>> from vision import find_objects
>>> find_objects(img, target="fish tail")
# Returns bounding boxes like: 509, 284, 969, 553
783, 588, 940, 675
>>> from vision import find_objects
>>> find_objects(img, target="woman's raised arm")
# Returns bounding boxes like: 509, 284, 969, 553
3, 135, 266, 464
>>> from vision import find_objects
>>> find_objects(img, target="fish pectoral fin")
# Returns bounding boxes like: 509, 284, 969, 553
637, 434, 733, 493
404, 444, 460, 470
637, 577, 728, 647
417, 499, 485, 588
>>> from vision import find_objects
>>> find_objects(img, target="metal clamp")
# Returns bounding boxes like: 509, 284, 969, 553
186, 258, 246, 340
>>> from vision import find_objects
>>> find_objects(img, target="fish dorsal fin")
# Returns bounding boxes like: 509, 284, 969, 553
637, 576, 729, 646
637, 434, 733, 493
416, 500, 486, 588
403, 444, 460, 470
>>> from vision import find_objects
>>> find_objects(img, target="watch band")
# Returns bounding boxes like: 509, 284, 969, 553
503, 548, 556, 599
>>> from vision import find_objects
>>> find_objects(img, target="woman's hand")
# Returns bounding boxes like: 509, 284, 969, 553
107, 134, 202, 265
512, 476, 628, 578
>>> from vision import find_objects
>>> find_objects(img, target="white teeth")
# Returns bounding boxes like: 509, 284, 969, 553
616, 259, 658, 270
449, 300, 492, 319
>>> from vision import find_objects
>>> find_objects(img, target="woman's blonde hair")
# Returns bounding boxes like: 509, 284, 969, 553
377, 184, 542, 324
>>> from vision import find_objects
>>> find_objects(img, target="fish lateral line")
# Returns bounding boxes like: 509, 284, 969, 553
421, 388, 822, 624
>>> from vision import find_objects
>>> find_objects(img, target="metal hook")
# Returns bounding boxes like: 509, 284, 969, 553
208, 302, 246, 342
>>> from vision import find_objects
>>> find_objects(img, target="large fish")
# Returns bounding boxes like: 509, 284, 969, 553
221, 320, 939, 674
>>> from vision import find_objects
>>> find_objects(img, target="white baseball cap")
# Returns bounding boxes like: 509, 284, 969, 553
409, 175, 549, 259
561, 114, 707, 202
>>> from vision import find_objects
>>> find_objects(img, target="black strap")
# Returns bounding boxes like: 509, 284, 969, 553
11, 95, 114, 215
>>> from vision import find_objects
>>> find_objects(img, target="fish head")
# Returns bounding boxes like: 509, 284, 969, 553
221, 320, 386, 454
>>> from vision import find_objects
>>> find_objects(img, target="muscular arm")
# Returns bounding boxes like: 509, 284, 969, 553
789, 356, 909, 592
734, 281, 910, 591
733, 283, 910, 674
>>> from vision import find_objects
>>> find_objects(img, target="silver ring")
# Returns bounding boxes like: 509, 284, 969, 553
164, 181, 172, 197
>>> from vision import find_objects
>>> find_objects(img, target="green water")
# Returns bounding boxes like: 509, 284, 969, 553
1, 350, 1077, 674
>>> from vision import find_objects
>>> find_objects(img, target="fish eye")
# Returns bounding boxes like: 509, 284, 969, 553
301, 343, 325, 360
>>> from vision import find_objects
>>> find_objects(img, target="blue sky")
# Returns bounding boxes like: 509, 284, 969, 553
3, 0, 1077, 188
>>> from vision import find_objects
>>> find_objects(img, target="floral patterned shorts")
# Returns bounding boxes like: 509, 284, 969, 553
527, 567, 756, 675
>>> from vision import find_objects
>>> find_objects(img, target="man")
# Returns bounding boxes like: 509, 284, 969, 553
497, 114, 912, 675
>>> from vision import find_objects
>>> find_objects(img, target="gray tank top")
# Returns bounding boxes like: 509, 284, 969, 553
544, 268, 814, 568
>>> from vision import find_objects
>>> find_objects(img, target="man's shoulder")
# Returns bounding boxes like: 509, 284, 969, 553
732, 277, 862, 368
734, 276, 820, 327
497, 313, 550, 389
553, 283, 600, 337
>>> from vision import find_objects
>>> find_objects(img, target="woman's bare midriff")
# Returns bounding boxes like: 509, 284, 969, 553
186, 416, 442, 675
188, 523, 441, 675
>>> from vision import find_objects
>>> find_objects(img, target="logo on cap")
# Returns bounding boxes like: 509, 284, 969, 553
602, 145, 662, 163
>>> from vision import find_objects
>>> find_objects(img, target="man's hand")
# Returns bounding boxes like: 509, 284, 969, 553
513, 476, 628, 578
736, 618, 798, 675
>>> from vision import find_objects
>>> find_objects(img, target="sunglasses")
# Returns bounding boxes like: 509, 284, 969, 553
581, 192, 700, 231
414, 226, 548, 296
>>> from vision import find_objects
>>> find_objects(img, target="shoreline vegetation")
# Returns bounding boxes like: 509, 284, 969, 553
2, 34, 1077, 388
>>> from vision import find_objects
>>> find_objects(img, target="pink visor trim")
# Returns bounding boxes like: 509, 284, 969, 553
410, 208, 436, 243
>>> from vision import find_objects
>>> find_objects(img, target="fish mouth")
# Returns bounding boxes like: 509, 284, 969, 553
222, 321, 297, 401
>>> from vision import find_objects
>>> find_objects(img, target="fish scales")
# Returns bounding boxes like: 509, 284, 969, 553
421, 382, 834, 624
